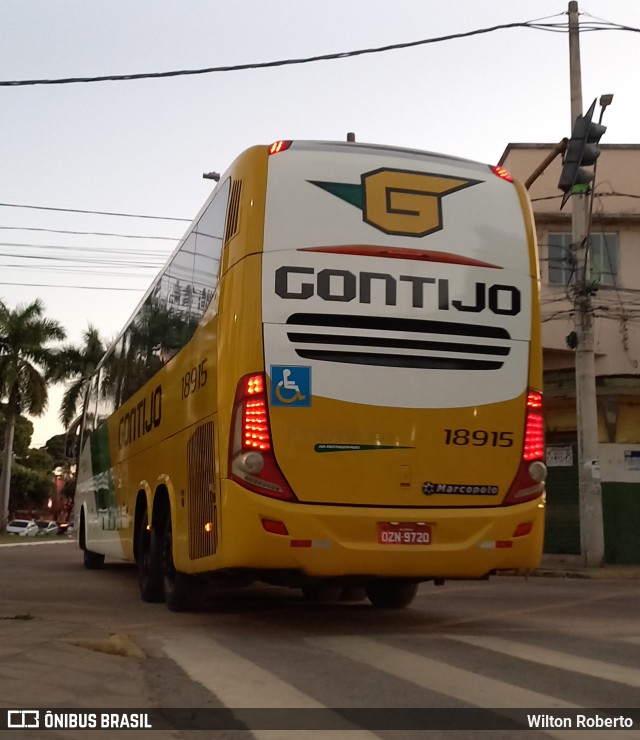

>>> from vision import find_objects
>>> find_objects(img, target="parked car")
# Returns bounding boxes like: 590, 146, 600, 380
35, 520, 59, 536
6, 519, 38, 536
56, 521, 75, 536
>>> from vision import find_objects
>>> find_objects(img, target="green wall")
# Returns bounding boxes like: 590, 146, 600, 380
544, 447, 640, 563
602, 482, 640, 564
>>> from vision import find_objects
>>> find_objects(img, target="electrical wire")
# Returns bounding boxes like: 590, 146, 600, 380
0, 202, 190, 221
2, 14, 638, 88
0, 281, 143, 291
0, 241, 170, 257
0, 20, 581, 87
0, 225, 178, 240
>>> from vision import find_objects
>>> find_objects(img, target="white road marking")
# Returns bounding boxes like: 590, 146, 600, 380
448, 633, 640, 689
620, 636, 640, 647
160, 635, 378, 740
308, 636, 636, 740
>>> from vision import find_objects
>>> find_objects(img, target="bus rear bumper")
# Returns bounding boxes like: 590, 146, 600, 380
211, 480, 545, 580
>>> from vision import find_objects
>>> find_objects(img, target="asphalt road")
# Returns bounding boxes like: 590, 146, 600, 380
1, 539, 639, 740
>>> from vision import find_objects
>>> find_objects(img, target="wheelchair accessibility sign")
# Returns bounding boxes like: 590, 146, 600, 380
270, 366, 311, 407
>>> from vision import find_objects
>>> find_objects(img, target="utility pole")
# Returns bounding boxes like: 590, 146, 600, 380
568, 1, 605, 566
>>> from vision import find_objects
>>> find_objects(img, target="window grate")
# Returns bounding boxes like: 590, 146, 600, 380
224, 180, 242, 243
187, 422, 217, 560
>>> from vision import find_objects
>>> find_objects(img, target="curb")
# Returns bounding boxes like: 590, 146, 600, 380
501, 566, 640, 580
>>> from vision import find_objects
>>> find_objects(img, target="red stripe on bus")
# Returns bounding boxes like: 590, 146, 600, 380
299, 245, 501, 268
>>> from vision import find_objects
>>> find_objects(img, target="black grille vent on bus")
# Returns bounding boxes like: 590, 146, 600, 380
224, 180, 242, 243
187, 422, 217, 560
285, 313, 511, 370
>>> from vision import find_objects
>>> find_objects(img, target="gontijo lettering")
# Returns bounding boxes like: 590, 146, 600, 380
118, 385, 162, 449
275, 266, 521, 316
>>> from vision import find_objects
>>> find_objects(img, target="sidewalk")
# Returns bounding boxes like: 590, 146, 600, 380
531, 554, 640, 579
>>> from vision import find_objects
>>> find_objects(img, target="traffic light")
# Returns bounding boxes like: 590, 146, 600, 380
558, 99, 606, 209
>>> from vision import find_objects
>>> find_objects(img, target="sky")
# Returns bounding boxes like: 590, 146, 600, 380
2, 0, 640, 447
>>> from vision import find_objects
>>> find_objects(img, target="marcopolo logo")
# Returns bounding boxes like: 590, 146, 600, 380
422, 482, 499, 496
309, 168, 481, 237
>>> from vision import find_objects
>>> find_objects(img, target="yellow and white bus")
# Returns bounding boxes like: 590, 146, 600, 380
74, 139, 546, 610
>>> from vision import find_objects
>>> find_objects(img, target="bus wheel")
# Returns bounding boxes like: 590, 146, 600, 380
137, 511, 163, 603
365, 580, 418, 609
83, 548, 105, 570
161, 513, 198, 612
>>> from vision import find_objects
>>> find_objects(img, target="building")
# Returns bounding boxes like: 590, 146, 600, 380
499, 144, 640, 564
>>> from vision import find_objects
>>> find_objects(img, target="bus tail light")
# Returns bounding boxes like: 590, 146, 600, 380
503, 390, 547, 506
490, 165, 514, 182
268, 140, 293, 155
230, 373, 297, 501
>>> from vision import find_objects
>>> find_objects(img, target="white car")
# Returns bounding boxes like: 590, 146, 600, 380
36, 520, 59, 536
6, 519, 38, 536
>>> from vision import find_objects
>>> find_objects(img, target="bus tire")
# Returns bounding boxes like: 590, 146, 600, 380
161, 512, 198, 612
365, 580, 418, 609
83, 548, 105, 570
137, 511, 164, 603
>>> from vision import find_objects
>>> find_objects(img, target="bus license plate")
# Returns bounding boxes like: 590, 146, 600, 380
378, 523, 432, 545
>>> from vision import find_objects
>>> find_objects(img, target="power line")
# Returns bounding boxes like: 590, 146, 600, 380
0, 241, 170, 257
1, 266, 154, 278
532, 191, 640, 203
2, 15, 638, 88
0, 254, 162, 267
0, 225, 178, 240
0, 281, 144, 291
0, 202, 191, 222
0, 20, 574, 87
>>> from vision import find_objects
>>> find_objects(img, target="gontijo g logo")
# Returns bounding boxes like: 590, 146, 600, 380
309, 168, 481, 237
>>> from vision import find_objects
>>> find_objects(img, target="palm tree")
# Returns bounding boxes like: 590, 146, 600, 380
56, 325, 106, 429
0, 299, 66, 532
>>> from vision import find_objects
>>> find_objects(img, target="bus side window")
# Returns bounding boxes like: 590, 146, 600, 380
81, 376, 99, 451
118, 327, 141, 405
96, 361, 116, 428
192, 178, 230, 322
165, 232, 197, 348
113, 335, 126, 408
121, 304, 163, 400
110, 178, 232, 408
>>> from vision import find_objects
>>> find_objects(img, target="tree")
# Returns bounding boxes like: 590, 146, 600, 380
0, 406, 33, 458
55, 325, 106, 428
44, 434, 69, 468
0, 299, 66, 532
20, 447, 54, 472
7, 464, 52, 515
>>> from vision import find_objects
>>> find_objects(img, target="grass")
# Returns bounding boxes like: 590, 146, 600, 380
0, 532, 24, 544
0, 532, 70, 544
1, 614, 35, 621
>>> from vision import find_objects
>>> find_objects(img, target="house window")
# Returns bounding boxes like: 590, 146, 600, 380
589, 233, 618, 287
548, 233, 573, 286
547, 232, 618, 287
